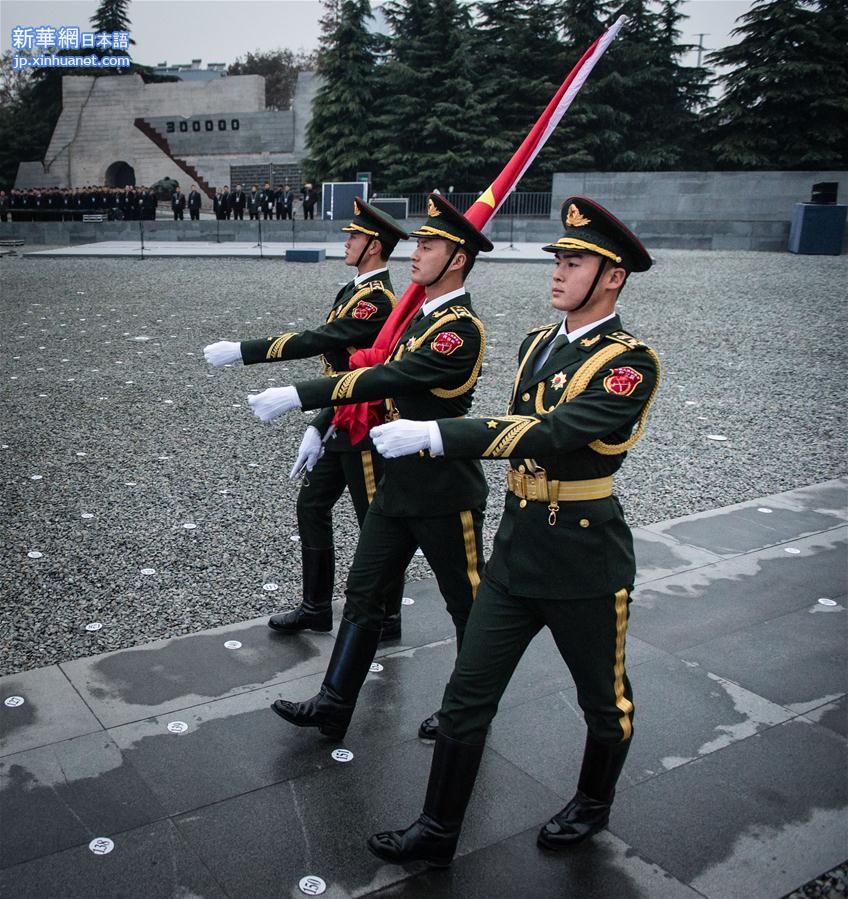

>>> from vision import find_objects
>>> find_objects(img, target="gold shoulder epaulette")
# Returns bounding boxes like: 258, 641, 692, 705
449, 305, 477, 319
528, 323, 556, 335
605, 330, 647, 350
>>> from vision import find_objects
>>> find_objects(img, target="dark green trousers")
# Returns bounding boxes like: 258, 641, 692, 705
342, 491, 485, 635
296, 448, 403, 616
440, 573, 635, 745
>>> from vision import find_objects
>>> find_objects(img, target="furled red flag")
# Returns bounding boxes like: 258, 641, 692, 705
335, 16, 627, 444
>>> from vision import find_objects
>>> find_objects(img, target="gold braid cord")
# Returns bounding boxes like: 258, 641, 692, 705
405, 311, 487, 399
565, 344, 662, 455
482, 415, 541, 458
266, 333, 297, 361
330, 367, 369, 401
507, 327, 554, 412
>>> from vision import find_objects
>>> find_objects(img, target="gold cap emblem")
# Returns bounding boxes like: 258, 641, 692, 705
566, 203, 591, 227
353, 198, 361, 215
427, 198, 441, 217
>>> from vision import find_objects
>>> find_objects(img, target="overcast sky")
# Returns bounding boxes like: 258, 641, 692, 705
1, 0, 751, 68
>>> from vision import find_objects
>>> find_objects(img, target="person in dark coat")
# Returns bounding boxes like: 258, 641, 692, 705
188, 184, 202, 221
172, 187, 186, 220
231, 184, 245, 220
301, 182, 317, 220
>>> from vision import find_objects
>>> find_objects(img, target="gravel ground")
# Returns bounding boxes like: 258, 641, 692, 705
1, 248, 846, 678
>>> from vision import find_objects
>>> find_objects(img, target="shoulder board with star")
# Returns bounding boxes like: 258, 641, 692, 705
528, 323, 557, 335
605, 330, 648, 350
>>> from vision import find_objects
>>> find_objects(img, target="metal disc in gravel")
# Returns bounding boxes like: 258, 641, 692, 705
818, 598, 837, 606
81, 512, 94, 519
88, 838, 114, 855
29, 475, 43, 481
402, 597, 415, 606
4, 696, 25, 708
140, 567, 156, 575
183, 523, 197, 530
27, 551, 43, 559
224, 640, 242, 649
167, 721, 188, 734
784, 548, 801, 554
298, 876, 326, 896
331, 748, 353, 763
263, 583, 279, 592
290, 535, 300, 542
85, 622, 103, 632
706, 434, 728, 441
757, 508, 773, 513
369, 662, 383, 673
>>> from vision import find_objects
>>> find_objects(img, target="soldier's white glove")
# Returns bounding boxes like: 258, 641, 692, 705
248, 385, 301, 421
289, 426, 324, 478
370, 420, 442, 459
203, 340, 242, 367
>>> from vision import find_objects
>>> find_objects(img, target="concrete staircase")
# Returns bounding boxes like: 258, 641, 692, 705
133, 119, 215, 198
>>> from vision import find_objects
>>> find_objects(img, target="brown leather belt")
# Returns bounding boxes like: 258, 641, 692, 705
507, 470, 613, 503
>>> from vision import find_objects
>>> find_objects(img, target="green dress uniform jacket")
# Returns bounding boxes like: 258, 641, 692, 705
437, 314, 660, 600
295, 294, 489, 518
240, 276, 398, 451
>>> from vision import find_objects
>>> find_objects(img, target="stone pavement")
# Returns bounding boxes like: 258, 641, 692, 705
24, 239, 547, 262
1, 480, 846, 899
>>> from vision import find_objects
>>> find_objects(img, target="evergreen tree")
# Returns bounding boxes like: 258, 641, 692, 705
304, 0, 381, 183
471, 0, 567, 190
706, 0, 847, 169
90, 0, 135, 50
373, 0, 493, 194
550, 0, 708, 171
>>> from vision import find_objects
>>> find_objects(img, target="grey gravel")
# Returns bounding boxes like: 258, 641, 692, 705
1, 248, 846, 677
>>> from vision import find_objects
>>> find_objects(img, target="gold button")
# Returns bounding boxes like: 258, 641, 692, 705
519, 499, 527, 508
518, 464, 525, 473
579, 518, 590, 528
521, 392, 530, 402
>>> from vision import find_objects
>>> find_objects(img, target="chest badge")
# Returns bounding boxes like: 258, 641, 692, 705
550, 371, 567, 391
579, 334, 601, 348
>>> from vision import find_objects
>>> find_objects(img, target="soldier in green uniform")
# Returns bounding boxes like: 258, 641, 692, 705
247, 193, 493, 741
366, 196, 661, 866
203, 199, 409, 641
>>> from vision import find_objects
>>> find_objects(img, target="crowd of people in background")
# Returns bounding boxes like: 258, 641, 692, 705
210, 182, 318, 221
1, 186, 159, 221
0, 181, 321, 224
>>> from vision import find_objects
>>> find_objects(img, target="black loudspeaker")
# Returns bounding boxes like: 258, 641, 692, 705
811, 182, 838, 204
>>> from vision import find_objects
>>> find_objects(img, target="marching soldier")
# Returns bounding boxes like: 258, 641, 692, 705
246, 194, 492, 741
203, 199, 410, 645
366, 197, 661, 866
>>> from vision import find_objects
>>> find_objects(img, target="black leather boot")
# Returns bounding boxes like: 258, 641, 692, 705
418, 626, 464, 739
268, 546, 334, 633
271, 617, 380, 740
368, 732, 485, 867
538, 733, 630, 849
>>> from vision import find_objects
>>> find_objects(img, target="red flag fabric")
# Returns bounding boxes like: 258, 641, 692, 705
334, 17, 626, 444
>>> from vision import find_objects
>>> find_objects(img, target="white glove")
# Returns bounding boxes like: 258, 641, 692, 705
370, 419, 433, 459
248, 385, 302, 421
204, 340, 242, 367
289, 426, 324, 478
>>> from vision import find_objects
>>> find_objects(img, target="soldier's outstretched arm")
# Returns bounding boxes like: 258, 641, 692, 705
248, 316, 483, 421
372, 349, 657, 460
